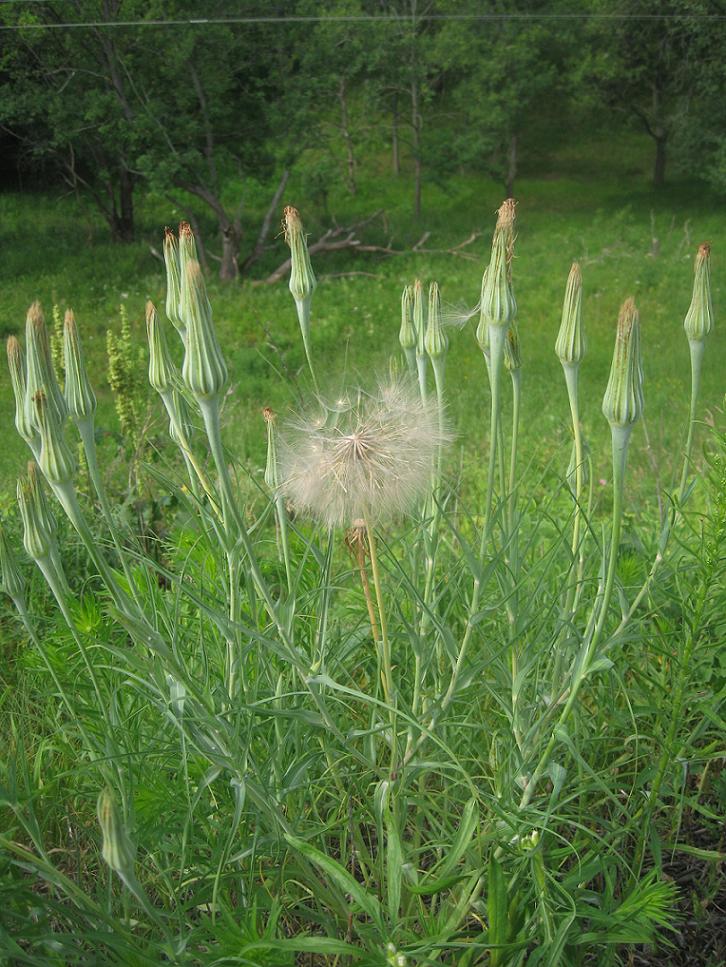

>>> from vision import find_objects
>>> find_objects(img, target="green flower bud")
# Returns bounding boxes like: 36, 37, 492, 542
399, 284, 416, 351
602, 298, 644, 429
180, 261, 228, 401
146, 301, 175, 394
0, 524, 26, 601
475, 289, 490, 358
17, 475, 52, 561
7, 337, 37, 445
27, 461, 57, 539
425, 282, 449, 360
34, 390, 76, 486
25, 301, 67, 432
167, 384, 194, 448
683, 243, 713, 343
164, 227, 185, 338
263, 407, 279, 491
284, 206, 317, 307
555, 262, 585, 366
63, 310, 97, 422
178, 220, 199, 274
504, 319, 522, 373
413, 279, 426, 360
97, 788, 136, 876
480, 199, 517, 328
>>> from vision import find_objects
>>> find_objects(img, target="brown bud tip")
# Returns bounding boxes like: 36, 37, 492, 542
145, 300, 157, 326
179, 221, 193, 239
7, 335, 20, 361
569, 261, 582, 283
283, 205, 302, 242
496, 198, 517, 230
262, 406, 275, 423
64, 308, 76, 329
27, 301, 44, 328
617, 297, 637, 334
164, 226, 175, 241
697, 242, 711, 262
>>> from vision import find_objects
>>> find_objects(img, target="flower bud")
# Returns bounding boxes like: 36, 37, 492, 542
425, 282, 448, 361
28, 461, 56, 539
164, 228, 185, 338
63, 310, 97, 422
602, 298, 644, 429
97, 788, 136, 876
146, 301, 175, 394
683, 243, 713, 343
555, 262, 585, 366
25, 302, 67, 431
17, 475, 52, 561
34, 390, 76, 486
413, 279, 426, 359
480, 199, 517, 328
263, 407, 279, 491
7, 337, 37, 445
0, 525, 25, 602
284, 206, 317, 307
180, 261, 228, 401
504, 319, 522, 373
167, 385, 194, 448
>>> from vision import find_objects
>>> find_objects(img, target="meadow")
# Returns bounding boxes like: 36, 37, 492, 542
0, 138, 725, 965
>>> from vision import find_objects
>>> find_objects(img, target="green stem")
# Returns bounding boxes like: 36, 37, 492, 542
274, 494, 293, 595
519, 423, 630, 811
365, 518, 393, 710
296, 302, 319, 394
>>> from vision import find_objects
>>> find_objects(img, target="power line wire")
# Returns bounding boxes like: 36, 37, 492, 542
1, 11, 725, 30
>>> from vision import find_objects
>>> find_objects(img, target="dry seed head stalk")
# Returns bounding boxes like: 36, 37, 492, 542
683, 242, 713, 343
63, 310, 97, 422
280, 380, 450, 528
555, 262, 585, 366
602, 298, 644, 429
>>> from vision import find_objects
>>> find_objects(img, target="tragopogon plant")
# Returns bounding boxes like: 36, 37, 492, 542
1, 210, 713, 963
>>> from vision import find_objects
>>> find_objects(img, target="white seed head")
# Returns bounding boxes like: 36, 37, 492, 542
280, 380, 450, 528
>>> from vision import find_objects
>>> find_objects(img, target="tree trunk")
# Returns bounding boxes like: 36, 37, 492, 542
108, 168, 135, 242
391, 93, 400, 175
653, 135, 667, 188
219, 222, 242, 281
411, 79, 422, 218
338, 76, 357, 195
505, 133, 517, 199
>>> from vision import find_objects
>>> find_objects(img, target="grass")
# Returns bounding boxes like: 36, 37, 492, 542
1, 134, 725, 965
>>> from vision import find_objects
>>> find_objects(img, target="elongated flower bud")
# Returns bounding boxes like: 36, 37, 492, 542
556, 262, 585, 366
63, 310, 97, 422
180, 261, 228, 401
164, 228, 185, 338
425, 282, 449, 360
178, 221, 199, 274
0, 525, 25, 601
28, 461, 56, 538
25, 302, 67, 431
263, 407, 279, 490
683, 243, 713, 343
146, 301, 175, 394
17, 475, 52, 561
602, 298, 644, 429
284, 206, 317, 308
167, 385, 194, 448
97, 788, 136, 876
413, 280, 426, 359
399, 284, 416, 376
480, 199, 517, 327
504, 319, 522, 373
7, 337, 37, 445
34, 391, 76, 486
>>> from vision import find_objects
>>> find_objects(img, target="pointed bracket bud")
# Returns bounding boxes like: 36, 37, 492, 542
425, 282, 449, 361
504, 319, 522, 373
399, 284, 417, 377
7, 336, 37, 446
284, 206, 317, 315
97, 788, 137, 876
556, 262, 585, 367
0, 525, 26, 602
164, 227, 186, 340
34, 390, 77, 486
146, 301, 175, 395
683, 242, 713, 343
413, 279, 426, 359
63, 310, 97, 423
25, 302, 67, 432
17, 474, 52, 562
180, 261, 228, 401
602, 298, 644, 429
480, 199, 517, 328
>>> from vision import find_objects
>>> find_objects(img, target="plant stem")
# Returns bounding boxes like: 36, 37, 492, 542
365, 518, 393, 710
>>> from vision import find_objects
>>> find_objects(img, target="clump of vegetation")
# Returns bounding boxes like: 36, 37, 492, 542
0, 203, 721, 965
